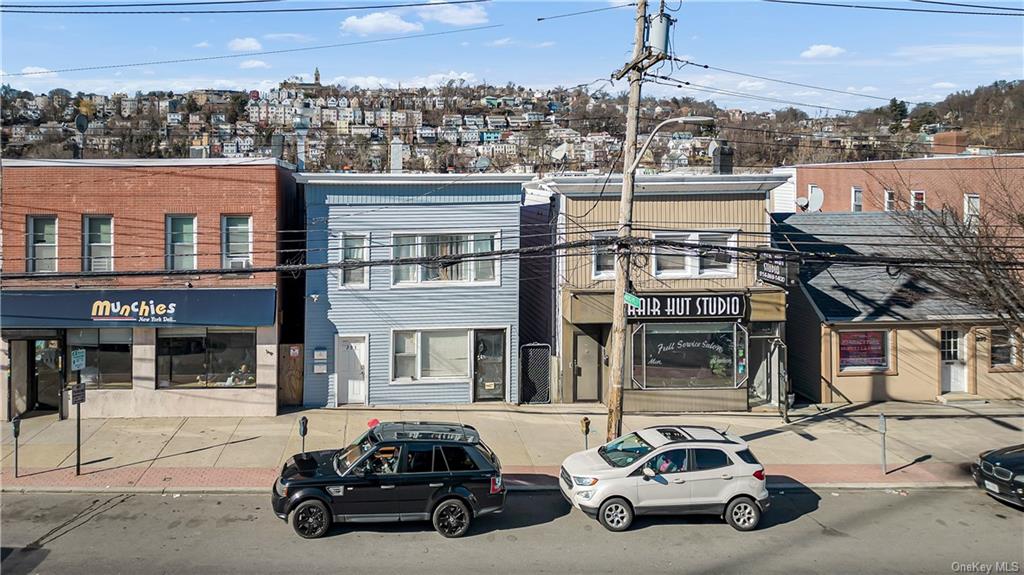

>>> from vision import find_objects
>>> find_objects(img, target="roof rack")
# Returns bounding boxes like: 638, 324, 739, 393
373, 421, 480, 444
645, 425, 738, 444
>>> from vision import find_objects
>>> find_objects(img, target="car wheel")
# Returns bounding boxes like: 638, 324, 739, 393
291, 499, 331, 539
598, 497, 634, 532
725, 497, 761, 531
433, 498, 472, 538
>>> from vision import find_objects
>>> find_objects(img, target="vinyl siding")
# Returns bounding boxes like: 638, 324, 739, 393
304, 184, 521, 406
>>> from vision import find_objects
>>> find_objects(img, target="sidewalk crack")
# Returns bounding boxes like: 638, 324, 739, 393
212, 417, 244, 469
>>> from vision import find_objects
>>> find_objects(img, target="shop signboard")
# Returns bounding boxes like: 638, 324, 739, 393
838, 331, 888, 369
626, 293, 745, 320
757, 255, 798, 287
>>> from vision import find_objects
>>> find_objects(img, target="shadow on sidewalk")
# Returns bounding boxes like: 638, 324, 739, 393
81, 437, 261, 476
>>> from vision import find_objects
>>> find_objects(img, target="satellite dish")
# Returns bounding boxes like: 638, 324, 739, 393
551, 142, 568, 161
75, 114, 89, 134
795, 197, 810, 210
808, 186, 825, 212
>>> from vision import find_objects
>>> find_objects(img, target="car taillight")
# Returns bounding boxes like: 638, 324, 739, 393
753, 469, 765, 481
490, 475, 503, 494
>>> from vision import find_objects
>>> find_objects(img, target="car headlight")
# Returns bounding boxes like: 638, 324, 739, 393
1013, 475, 1024, 485
576, 490, 595, 501
573, 476, 598, 486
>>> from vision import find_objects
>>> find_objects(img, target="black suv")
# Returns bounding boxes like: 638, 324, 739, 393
271, 421, 505, 539
971, 444, 1024, 508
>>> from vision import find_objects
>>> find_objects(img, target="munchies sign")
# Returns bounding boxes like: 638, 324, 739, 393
626, 294, 746, 320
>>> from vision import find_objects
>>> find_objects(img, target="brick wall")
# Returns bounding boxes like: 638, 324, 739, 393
794, 155, 1024, 213
1, 164, 285, 289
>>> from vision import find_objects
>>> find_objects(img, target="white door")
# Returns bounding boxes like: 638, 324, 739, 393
634, 449, 691, 512
336, 336, 367, 405
940, 329, 967, 393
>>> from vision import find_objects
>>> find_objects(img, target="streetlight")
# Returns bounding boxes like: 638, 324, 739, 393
628, 116, 715, 174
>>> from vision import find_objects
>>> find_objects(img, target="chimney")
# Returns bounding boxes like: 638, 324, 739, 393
712, 139, 734, 174
390, 136, 404, 174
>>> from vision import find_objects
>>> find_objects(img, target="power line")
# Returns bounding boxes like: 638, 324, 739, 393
2, 0, 488, 15
909, 0, 1024, 11
762, 0, 1024, 16
4, 0, 277, 6
2, 25, 502, 76
537, 2, 636, 22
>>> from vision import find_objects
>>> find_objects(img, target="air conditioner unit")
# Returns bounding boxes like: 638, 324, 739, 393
228, 258, 252, 270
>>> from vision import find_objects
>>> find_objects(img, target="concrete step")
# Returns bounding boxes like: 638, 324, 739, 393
936, 393, 989, 406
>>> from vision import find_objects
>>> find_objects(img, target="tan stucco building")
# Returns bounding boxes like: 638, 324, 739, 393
778, 212, 1023, 403
544, 174, 792, 412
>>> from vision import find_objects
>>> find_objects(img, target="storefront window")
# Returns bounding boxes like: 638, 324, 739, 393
68, 328, 132, 389
991, 329, 1019, 368
392, 329, 469, 381
157, 327, 256, 388
632, 323, 737, 389
838, 330, 890, 371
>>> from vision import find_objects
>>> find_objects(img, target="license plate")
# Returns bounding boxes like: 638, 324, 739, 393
984, 480, 999, 493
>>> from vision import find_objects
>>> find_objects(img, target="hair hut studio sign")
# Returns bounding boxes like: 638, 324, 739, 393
626, 294, 746, 320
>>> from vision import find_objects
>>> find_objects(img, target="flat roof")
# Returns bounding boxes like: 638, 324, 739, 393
547, 173, 790, 195
789, 152, 1024, 169
296, 173, 534, 185
2, 157, 294, 169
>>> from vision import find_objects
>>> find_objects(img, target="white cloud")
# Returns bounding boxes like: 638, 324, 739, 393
534, 41, 556, 49
20, 66, 57, 78
893, 43, 1020, 62
800, 44, 846, 59
228, 37, 262, 51
488, 37, 513, 47
340, 12, 423, 35
737, 80, 766, 91
846, 85, 878, 93
262, 32, 314, 43
931, 81, 957, 89
240, 59, 271, 69
417, 0, 488, 26
193, 40, 210, 48
793, 90, 821, 96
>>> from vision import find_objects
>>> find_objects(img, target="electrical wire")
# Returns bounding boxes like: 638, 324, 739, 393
2, 0, 488, 15
4, 0, 277, 6
909, 0, 1024, 11
762, 0, 1024, 16
537, 2, 636, 21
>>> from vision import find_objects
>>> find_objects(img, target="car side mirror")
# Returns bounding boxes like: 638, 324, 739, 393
642, 466, 656, 480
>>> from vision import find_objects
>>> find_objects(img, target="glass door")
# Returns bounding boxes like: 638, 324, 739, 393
30, 339, 63, 411
473, 330, 506, 401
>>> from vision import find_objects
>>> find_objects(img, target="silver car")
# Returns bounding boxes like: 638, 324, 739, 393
559, 425, 770, 532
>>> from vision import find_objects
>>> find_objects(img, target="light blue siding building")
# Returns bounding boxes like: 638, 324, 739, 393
299, 174, 530, 407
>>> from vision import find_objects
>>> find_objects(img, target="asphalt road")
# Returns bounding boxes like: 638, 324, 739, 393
1, 489, 1021, 575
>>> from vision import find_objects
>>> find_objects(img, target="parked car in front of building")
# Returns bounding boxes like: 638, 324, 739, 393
271, 421, 505, 539
559, 425, 770, 532
971, 444, 1024, 508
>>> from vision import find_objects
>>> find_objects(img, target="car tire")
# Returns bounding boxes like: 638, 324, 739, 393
291, 499, 331, 539
433, 498, 472, 538
725, 497, 761, 532
598, 497, 634, 532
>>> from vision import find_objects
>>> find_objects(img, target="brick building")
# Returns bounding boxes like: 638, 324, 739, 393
791, 154, 1024, 216
0, 158, 301, 420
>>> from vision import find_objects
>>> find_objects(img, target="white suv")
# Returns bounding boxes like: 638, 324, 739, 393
559, 425, 770, 532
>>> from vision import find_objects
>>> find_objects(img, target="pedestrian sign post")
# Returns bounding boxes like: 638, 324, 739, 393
70, 348, 87, 476
72, 383, 86, 405
71, 348, 86, 372
624, 292, 642, 309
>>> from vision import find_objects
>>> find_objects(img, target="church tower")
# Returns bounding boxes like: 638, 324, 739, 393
314, 67, 320, 84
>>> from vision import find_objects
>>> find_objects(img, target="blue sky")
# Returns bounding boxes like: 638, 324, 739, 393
1, 0, 1022, 113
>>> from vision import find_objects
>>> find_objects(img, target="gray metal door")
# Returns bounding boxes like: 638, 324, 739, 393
520, 343, 551, 404
573, 333, 601, 402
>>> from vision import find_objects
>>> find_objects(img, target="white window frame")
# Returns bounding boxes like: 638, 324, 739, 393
27, 215, 58, 273
652, 230, 738, 279
591, 231, 617, 280
166, 215, 197, 271
339, 231, 370, 289
221, 215, 253, 270
963, 194, 981, 229
851, 187, 863, 212
388, 326, 512, 399
389, 230, 501, 288
884, 189, 896, 212
837, 329, 892, 372
911, 190, 927, 211
989, 328, 1019, 369
83, 215, 114, 272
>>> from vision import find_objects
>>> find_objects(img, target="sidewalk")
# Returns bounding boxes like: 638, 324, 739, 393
2, 400, 1021, 493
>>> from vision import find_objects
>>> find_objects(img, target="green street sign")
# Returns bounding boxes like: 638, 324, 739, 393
624, 292, 642, 309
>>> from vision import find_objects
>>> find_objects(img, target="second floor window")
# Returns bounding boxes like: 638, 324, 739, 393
964, 194, 981, 230
884, 190, 896, 212
341, 233, 368, 286
911, 190, 926, 211
851, 187, 863, 212
653, 231, 737, 278
84, 216, 113, 271
392, 232, 498, 285
28, 216, 57, 272
592, 232, 616, 279
166, 215, 196, 270
222, 215, 252, 269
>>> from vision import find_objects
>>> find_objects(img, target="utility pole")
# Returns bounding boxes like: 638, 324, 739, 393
606, 0, 670, 441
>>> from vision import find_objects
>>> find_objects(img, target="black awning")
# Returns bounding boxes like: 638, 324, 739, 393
0, 288, 276, 328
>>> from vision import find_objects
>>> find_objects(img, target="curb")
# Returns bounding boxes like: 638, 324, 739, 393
1, 482, 976, 495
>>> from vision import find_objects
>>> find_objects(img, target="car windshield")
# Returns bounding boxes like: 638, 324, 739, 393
332, 430, 376, 475
598, 432, 653, 467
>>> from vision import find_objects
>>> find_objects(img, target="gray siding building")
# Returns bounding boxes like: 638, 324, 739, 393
299, 174, 529, 406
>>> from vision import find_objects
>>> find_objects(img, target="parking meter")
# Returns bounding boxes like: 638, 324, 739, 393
299, 416, 308, 454
11, 417, 21, 478
580, 417, 591, 449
